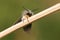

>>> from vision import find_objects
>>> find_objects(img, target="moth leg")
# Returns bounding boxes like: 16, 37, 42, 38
21, 18, 24, 23
26, 16, 29, 22
23, 20, 24, 23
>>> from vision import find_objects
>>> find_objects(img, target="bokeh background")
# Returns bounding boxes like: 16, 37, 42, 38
0, 0, 60, 40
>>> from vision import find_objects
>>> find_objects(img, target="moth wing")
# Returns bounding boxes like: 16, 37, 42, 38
23, 23, 32, 32
14, 17, 22, 24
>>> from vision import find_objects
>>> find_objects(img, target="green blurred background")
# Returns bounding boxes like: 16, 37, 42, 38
0, 0, 60, 40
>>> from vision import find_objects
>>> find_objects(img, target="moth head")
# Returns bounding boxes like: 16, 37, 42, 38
22, 7, 33, 16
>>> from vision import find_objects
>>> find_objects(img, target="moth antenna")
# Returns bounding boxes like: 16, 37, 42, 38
32, 8, 39, 12
22, 6, 29, 11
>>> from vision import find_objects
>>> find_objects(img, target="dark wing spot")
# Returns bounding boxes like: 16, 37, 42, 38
26, 13, 32, 17
23, 23, 32, 32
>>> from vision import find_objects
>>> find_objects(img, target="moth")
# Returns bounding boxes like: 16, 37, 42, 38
15, 7, 33, 32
